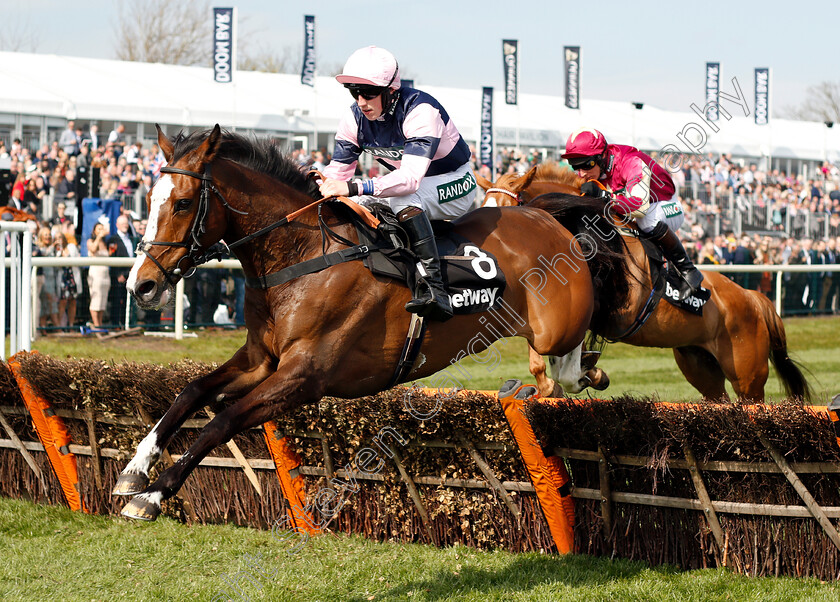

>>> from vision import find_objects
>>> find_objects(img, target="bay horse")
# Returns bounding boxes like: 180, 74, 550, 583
477, 163, 811, 402
115, 126, 632, 520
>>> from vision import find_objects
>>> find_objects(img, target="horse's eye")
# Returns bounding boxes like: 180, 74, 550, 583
175, 198, 192, 212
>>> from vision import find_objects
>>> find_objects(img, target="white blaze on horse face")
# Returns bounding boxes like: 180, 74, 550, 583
127, 175, 175, 292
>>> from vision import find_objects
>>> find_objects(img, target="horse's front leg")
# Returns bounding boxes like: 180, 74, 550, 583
121, 364, 317, 521
113, 346, 274, 496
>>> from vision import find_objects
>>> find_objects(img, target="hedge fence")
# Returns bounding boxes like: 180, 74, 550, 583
1, 352, 839, 580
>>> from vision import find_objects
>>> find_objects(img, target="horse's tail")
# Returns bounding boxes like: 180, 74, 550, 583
752, 291, 811, 402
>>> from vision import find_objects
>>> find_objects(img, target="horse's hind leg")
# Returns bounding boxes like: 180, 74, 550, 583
122, 366, 314, 521
672, 346, 729, 401
712, 335, 770, 402
529, 345, 562, 397
113, 346, 274, 496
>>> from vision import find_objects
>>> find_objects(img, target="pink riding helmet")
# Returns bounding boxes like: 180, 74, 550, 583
561, 128, 608, 159
335, 46, 401, 89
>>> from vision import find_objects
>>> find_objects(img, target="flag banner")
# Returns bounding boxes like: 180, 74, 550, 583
755, 68, 770, 125
480, 87, 494, 170
401, 79, 414, 89
213, 8, 235, 83
502, 40, 518, 105
564, 46, 580, 109
301, 15, 316, 86
705, 62, 720, 121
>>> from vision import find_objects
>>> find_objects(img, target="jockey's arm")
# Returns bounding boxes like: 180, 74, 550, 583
320, 104, 441, 200
610, 161, 654, 218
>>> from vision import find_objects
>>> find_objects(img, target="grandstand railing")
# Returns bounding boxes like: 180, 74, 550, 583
679, 186, 839, 239
8, 258, 840, 345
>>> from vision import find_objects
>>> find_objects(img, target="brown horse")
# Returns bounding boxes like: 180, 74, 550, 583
477, 163, 811, 402
114, 126, 632, 520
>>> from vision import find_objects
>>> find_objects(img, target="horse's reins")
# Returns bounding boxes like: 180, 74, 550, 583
138, 163, 327, 286
137, 163, 364, 288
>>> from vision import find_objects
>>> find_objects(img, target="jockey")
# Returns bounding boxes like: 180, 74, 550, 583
561, 128, 703, 301
319, 46, 477, 322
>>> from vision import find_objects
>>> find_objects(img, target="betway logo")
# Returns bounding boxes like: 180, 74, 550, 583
450, 287, 498, 309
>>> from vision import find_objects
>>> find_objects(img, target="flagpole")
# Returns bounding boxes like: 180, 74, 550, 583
232, 7, 237, 132
313, 75, 318, 154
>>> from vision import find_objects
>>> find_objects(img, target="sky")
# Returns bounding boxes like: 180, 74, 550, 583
4, 0, 839, 116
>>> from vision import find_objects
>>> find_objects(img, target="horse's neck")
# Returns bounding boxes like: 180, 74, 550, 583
219, 168, 329, 276
525, 180, 580, 200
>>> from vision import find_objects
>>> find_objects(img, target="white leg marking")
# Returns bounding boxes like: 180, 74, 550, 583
549, 346, 584, 389
123, 420, 164, 476
133, 491, 164, 507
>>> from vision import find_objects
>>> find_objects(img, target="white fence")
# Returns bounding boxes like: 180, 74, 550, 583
0, 222, 33, 359
3, 252, 840, 350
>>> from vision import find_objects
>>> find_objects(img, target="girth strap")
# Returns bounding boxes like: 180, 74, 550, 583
244, 243, 381, 289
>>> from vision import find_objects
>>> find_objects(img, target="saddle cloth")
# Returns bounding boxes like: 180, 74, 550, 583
348, 204, 507, 315
637, 236, 710, 316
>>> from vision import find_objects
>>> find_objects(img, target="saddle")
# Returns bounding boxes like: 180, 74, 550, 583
347, 203, 507, 315
243, 199, 507, 316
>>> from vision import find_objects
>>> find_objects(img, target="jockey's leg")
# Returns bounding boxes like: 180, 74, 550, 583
637, 200, 703, 300
397, 206, 453, 322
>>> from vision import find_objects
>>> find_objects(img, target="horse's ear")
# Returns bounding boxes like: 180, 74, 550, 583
475, 172, 493, 191
514, 166, 539, 193
198, 124, 222, 163
156, 124, 173, 162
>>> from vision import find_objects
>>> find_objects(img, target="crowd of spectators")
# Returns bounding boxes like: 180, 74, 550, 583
2, 120, 840, 334
0, 121, 245, 333
476, 145, 840, 315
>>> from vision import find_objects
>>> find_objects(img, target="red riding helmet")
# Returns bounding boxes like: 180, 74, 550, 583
561, 128, 608, 160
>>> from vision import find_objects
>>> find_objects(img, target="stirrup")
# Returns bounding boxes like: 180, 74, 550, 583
677, 268, 703, 300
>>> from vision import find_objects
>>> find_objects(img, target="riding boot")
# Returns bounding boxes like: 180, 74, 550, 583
647, 221, 704, 300
398, 207, 453, 322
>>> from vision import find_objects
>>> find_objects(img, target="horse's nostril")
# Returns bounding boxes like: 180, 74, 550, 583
137, 280, 156, 298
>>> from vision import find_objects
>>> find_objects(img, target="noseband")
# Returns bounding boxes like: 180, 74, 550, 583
137, 164, 247, 287
483, 187, 522, 206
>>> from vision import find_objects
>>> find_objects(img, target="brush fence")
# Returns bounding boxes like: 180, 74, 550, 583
1, 352, 840, 579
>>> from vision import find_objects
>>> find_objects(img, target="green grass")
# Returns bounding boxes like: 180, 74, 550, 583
30, 328, 247, 366
26, 316, 840, 402
0, 496, 837, 602
7, 318, 840, 599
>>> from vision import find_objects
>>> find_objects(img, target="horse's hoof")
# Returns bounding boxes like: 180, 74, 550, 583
121, 495, 161, 521
589, 369, 610, 391
550, 382, 566, 398
112, 473, 149, 496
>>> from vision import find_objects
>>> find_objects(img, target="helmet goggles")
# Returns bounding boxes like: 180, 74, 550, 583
346, 84, 385, 101
568, 156, 599, 170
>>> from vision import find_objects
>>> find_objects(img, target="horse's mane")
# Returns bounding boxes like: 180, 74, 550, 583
526, 192, 632, 328
170, 128, 320, 198
533, 162, 584, 189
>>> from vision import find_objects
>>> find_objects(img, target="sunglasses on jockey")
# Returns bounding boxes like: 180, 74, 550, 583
344, 60, 399, 102
346, 84, 386, 101
567, 156, 599, 171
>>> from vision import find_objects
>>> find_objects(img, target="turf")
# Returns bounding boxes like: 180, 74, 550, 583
0, 496, 837, 602
27, 316, 839, 402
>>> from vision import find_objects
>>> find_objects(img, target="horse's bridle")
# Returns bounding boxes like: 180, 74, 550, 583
136, 163, 246, 286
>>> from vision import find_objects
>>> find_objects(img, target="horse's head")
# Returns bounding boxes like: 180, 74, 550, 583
476, 167, 538, 207
127, 124, 228, 309
477, 163, 588, 208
